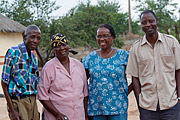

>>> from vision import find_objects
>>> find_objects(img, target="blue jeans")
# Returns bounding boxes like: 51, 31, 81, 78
139, 102, 180, 120
88, 114, 127, 120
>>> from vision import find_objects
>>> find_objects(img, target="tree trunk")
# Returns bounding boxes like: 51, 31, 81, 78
128, 0, 132, 33
175, 24, 179, 41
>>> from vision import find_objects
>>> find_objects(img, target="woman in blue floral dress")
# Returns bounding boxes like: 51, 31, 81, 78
82, 24, 133, 120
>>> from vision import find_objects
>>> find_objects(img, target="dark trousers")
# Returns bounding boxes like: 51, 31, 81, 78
139, 102, 180, 120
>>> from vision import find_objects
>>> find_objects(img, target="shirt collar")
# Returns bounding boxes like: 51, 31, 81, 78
141, 32, 163, 46
21, 43, 35, 60
54, 57, 76, 68
54, 57, 76, 77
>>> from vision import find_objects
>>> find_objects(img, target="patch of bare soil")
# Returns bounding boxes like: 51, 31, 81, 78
0, 93, 139, 120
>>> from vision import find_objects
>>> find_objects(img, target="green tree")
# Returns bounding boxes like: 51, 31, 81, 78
0, 0, 33, 25
133, 0, 178, 34
51, 0, 139, 49
0, 0, 140, 65
0, 0, 60, 26
0, 0, 60, 66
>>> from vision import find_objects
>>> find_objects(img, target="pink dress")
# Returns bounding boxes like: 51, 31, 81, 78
38, 57, 88, 120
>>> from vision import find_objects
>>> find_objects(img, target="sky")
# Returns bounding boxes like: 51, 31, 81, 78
51, 0, 138, 20
51, 0, 180, 20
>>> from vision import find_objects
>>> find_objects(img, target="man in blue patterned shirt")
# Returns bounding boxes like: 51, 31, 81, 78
1, 25, 41, 120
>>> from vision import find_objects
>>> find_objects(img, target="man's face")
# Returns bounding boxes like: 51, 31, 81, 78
24, 29, 41, 52
140, 12, 158, 36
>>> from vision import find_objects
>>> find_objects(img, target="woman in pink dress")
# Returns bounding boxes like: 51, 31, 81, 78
37, 33, 88, 120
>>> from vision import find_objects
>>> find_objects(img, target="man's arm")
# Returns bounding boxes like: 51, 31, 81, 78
175, 69, 180, 103
132, 76, 141, 105
128, 82, 133, 95
40, 100, 68, 120
1, 81, 19, 120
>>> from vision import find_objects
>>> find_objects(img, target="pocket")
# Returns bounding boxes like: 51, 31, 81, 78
161, 55, 175, 72
138, 58, 151, 77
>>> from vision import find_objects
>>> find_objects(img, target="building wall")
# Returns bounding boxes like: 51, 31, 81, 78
0, 32, 23, 94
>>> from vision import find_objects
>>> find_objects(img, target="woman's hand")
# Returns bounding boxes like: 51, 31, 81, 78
56, 112, 69, 120
40, 100, 68, 120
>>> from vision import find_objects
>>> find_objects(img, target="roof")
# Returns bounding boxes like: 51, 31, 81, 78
0, 14, 26, 33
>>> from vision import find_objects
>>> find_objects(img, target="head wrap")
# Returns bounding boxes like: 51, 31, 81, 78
50, 33, 68, 48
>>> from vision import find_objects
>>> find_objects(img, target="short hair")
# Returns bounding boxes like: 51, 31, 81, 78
98, 24, 116, 39
25, 25, 41, 35
140, 10, 157, 19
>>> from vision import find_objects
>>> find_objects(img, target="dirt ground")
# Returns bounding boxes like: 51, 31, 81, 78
0, 92, 139, 120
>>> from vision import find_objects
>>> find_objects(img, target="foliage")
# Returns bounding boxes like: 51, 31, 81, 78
0, 0, 60, 65
0, 0, 60, 46
0, 0, 60, 26
0, 0, 141, 64
133, 0, 178, 34
0, 0, 33, 25
51, 0, 139, 48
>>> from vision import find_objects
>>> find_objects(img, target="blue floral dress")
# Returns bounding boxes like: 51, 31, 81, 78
82, 49, 129, 116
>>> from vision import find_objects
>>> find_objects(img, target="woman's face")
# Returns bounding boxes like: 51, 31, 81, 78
96, 27, 114, 50
54, 43, 69, 59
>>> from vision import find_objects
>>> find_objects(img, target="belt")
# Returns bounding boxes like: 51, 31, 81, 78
11, 94, 35, 100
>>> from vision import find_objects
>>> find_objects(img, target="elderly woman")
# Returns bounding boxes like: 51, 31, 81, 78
38, 34, 88, 120
82, 24, 132, 120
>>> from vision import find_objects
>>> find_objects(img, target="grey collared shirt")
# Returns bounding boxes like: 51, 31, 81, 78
126, 32, 180, 111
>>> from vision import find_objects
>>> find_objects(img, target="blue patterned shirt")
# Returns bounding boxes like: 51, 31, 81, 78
1, 43, 39, 96
82, 49, 129, 116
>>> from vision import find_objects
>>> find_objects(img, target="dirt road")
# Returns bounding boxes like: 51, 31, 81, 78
0, 93, 139, 120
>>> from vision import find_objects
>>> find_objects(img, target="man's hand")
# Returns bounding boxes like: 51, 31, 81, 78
10, 109, 19, 120
1, 81, 19, 120
40, 100, 69, 120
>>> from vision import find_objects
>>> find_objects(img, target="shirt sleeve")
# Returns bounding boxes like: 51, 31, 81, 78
1, 49, 14, 85
173, 38, 180, 70
82, 55, 90, 69
37, 66, 51, 100
124, 50, 129, 66
126, 46, 139, 77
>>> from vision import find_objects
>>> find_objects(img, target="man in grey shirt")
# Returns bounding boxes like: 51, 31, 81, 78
126, 10, 180, 120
